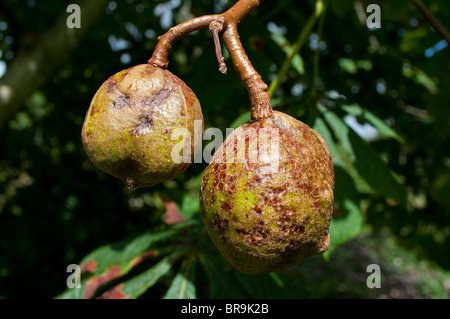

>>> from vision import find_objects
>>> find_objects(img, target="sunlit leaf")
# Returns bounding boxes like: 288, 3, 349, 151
318, 104, 407, 207
313, 116, 339, 164
178, 193, 200, 220
402, 64, 438, 94
270, 33, 305, 75
338, 58, 357, 74
324, 166, 363, 259
341, 103, 405, 143
229, 111, 251, 129
314, 117, 363, 257
325, 199, 363, 260
399, 28, 432, 54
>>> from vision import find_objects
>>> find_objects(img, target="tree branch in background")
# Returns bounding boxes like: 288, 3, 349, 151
412, 0, 450, 44
0, 0, 110, 130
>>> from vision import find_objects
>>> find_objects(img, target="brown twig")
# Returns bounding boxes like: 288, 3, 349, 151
148, 14, 222, 68
412, 0, 450, 45
222, 23, 272, 121
148, 0, 272, 122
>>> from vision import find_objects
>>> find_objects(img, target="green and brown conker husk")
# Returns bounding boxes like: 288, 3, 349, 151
200, 111, 335, 274
82, 63, 203, 189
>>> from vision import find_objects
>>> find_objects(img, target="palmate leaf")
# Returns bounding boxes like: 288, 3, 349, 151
164, 255, 197, 299
318, 104, 407, 207
56, 229, 178, 299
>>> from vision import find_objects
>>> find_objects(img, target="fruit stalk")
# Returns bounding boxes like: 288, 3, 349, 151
148, 0, 272, 121
148, 14, 222, 68
221, 23, 272, 121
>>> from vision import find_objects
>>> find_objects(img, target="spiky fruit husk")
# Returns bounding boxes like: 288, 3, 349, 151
200, 110, 334, 274
81, 64, 203, 189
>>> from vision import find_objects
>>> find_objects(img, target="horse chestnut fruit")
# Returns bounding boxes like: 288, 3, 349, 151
200, 111, 334, 274
82, 64, 203, 189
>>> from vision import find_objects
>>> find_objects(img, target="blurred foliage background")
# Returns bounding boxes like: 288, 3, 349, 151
1, 0, 450, 299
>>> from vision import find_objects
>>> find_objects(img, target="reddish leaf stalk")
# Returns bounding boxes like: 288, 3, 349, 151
148, 0, 272, 121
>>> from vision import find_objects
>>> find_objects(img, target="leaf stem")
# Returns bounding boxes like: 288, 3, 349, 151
268, 0, 325, 98
310, 2, 327, 101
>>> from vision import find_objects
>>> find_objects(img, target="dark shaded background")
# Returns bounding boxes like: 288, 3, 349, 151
0, 0, 449, 299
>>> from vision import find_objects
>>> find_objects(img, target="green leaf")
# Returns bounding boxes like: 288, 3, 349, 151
341, 103, 405, 143
325, 199, 363, 260
270, 33, 305, 75
81, 229, 177, 275
233, 272, 282, 298
399, 28, 429, 54
402, 64, 438, 94
229, 98, 282, 129
229, 111, 251, 129
323, 166, 363, 259
177, 194, 200, 220
315, 115, 369, 192
119, 249, 183, 298
313, 117, 339, 164
318, 104, 407, 207
314, 117, 363, 257
338, 58, 357, 74
55, 282, 86, 299
164, 256, 197, 299
198, 253, 249, 298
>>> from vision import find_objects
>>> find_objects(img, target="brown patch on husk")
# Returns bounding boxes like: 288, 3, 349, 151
81, 64, 204, 189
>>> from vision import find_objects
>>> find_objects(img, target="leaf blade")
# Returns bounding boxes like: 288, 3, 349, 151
341, 103, 405, 143
164, 256, 197, 299
115, 249, 184, 299
319, 104, 407, 207
198, 252, 248, 299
